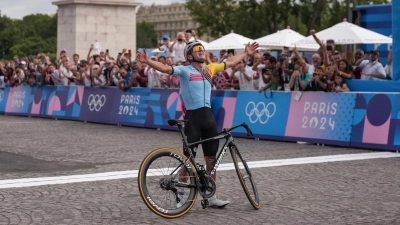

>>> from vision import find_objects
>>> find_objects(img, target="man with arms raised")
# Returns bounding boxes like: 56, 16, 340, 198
136, 41, 259, 208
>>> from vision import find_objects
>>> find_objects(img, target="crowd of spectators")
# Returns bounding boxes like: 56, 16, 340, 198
0, 29, 393, 93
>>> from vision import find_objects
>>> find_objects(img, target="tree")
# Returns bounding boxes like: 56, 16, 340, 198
185, 0, 391, 39
0, 13, 57, 59
185, 0, 297, 39
136, 21, 158, 48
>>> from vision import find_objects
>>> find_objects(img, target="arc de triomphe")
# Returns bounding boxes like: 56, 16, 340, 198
52, 0, 141, 59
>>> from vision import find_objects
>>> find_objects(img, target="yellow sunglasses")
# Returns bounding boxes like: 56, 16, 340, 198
192, 45, 205, 52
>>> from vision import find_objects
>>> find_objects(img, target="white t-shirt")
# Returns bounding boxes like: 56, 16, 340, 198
51, 70, 62, 86
18, 71, 25, 83
145, 67, 162, 88
112, 73, 122, 86
358, 60, 386, 80
173, 42, 186, 63
335, 83, 348, 91
235, 68, 254, 91
83, 69, 91, 86
93, 74, 106, 86
0, 76, 5, 88
256, 64, 268, 89
60, 69, 73, 86
308, 64, 316, 74
161, 42, 175, 58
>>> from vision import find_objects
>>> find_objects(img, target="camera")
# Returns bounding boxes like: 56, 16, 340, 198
279, 58, 284, 65
313, 72, 317, 77
261, 68, 267, 74
326, 46, 332, 51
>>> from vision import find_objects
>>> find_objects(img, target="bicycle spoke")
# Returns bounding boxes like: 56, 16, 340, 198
139, 149, 199, 218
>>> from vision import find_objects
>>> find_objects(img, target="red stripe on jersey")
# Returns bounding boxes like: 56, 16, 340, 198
189, 74, 206, 81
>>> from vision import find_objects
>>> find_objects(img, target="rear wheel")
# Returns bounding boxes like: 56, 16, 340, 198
230, 145, 260, 209
138, 148, 198, 218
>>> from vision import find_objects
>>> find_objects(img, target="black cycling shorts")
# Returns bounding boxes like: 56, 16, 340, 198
183, 107, 219, 157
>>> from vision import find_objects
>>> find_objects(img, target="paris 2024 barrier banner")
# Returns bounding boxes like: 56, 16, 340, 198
0, 86, 399, 151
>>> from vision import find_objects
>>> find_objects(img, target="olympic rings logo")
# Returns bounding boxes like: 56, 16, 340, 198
245, 101, 276, 124
88, 94, 106, 111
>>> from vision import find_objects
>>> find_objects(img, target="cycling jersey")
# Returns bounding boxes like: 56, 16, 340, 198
171, 63, 226, 110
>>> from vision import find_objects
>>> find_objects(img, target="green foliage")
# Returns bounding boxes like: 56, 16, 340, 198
185, 0, 391, 38
0, 13, 57, 60
136, 21, 158, 48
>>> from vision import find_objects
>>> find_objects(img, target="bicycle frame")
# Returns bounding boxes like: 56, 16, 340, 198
173, 123, 248, 178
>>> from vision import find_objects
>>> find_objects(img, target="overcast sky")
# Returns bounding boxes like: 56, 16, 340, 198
1, 0, 184, 19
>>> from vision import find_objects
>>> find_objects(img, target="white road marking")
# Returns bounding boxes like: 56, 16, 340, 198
0, 152, 399, 189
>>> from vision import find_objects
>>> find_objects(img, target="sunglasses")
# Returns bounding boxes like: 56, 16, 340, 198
192, 45, 205, 53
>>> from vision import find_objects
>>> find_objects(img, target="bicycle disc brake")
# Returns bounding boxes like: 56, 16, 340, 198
196, 164, 216, 198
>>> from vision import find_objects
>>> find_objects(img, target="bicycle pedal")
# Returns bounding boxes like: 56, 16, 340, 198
201, 199, 209, 209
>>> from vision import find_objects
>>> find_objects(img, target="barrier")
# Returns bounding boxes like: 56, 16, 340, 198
285, 92, 356, 146
0, 86, 399, 151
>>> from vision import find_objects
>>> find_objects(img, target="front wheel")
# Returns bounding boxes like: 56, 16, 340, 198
138, 148, 198, 218
230, 145, 260, 209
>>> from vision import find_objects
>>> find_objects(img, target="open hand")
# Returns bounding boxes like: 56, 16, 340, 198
136, 49, 149, 63
245, 42, 259, 56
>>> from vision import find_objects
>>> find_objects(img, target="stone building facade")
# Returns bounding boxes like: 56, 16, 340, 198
53, 0, 141, 59
136, 3, 212, 42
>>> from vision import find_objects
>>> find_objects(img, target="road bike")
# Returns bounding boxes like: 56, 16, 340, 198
138, 119, 260, 218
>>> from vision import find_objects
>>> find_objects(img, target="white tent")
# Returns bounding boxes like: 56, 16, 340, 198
295, 19, 392, 45
206, 31, 254, 50
255, 26, 319, 51
152, 39, 209, 53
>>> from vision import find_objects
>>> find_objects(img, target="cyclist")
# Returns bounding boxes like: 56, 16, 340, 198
136, 41, 259, 208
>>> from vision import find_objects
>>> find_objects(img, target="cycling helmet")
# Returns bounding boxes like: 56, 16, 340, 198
184, 40, 204, 61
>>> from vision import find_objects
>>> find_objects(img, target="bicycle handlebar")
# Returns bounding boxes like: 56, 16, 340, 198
220, 122, 254, 137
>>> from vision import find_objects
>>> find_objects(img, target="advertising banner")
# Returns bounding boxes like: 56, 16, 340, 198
4, 85, 400, 152
0, 87, 9, 113
30, 86, 84, 119
145, 88, 183, 130
232, 91, 291, 139
350, 93, 400, 150
285, 92, 356, 145
211, 90, 238, 132
110, 88, 151, 127
5, 86, 34, 115
80, 87, 115, 124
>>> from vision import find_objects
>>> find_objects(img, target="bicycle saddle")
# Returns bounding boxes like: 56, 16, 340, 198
167, 119, 188, 126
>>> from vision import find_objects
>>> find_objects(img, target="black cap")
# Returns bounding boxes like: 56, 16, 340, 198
263, 52, 271, 59
370, 50, 379, 55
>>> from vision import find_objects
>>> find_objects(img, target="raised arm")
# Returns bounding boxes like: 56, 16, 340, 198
310, 29, 324, 46
225, 42, 259, 68
387, 49, 392, 65
136, 49, 173, 75
293, 46, 306, 65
